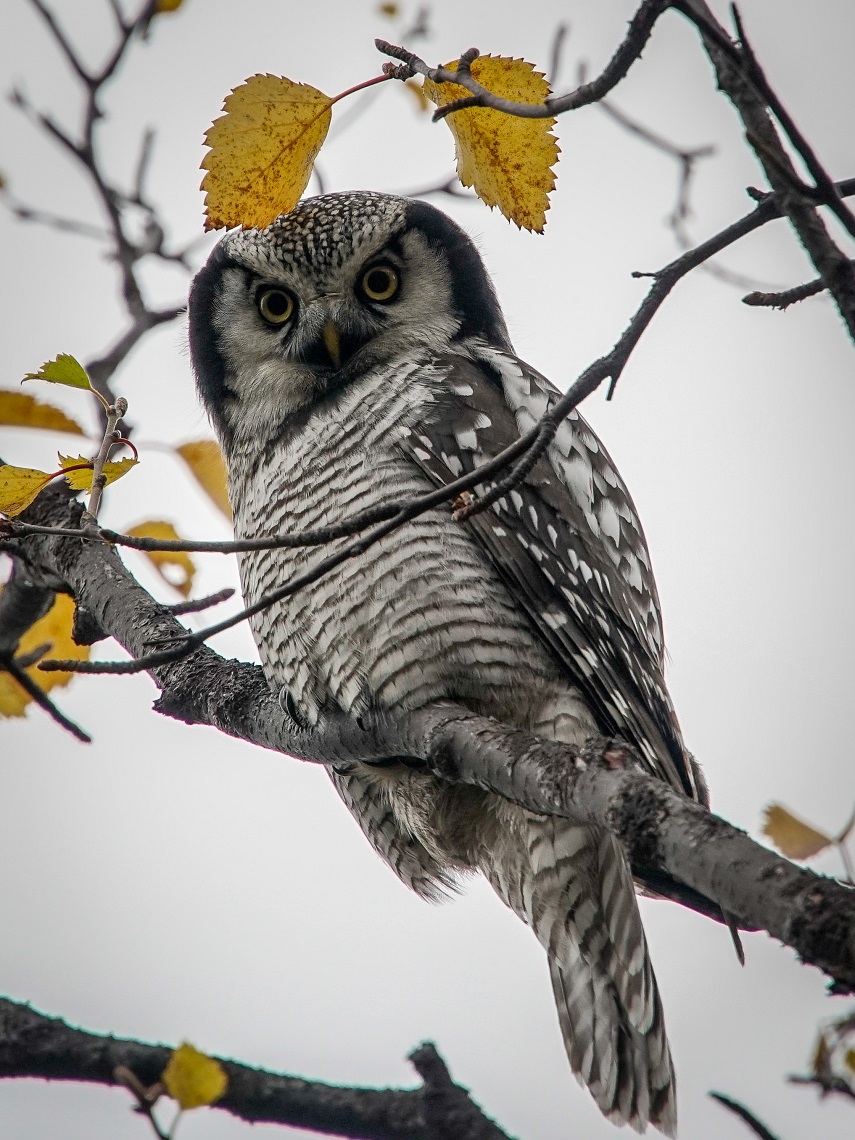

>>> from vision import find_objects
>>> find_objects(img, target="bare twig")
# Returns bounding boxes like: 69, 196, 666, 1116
167, 588, 234, 615
709, 1092, 783, 1140
1, 656, 91, 743
743, 273, 840, 310
377, 0, 671, 119
86, 395, 128, 518
674, 1, 855, 339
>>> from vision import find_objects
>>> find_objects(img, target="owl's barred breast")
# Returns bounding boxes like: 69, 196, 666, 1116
228, 356, 595, 744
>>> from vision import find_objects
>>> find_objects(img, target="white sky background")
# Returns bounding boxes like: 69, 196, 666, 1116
1, 1, 854, 1138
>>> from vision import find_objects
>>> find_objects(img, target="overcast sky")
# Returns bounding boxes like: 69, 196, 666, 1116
1, 2, 854, 1139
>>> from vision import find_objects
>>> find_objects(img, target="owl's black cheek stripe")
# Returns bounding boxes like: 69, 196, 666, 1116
188, 244, 237, 448
404, 199, 512, 350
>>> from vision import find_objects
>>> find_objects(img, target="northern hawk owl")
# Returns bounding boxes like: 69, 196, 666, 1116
189, 191, 709, 1135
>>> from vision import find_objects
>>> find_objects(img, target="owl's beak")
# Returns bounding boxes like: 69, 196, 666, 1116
321, 322, 341, 369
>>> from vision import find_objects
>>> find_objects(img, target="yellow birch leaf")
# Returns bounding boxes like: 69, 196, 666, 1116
0, 391, 85, 435
163, 1042, 228, 1110
126, 520, 196, 597
175, 440, 232, 519
762, 803, 832, 860
423, 56, 559, 232
0, 593, 90, 717
60, 454, 137, 492
0, 464, 56, 517
23, 353, 91, 391
202, 75, 333, 231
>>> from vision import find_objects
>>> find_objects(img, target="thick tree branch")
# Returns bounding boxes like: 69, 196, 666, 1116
9, 483, 855, 994
0, 998, 442, 1139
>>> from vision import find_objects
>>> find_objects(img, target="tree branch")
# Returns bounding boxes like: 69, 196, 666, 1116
10, 483, 855, 994
0, 998, 435, 1139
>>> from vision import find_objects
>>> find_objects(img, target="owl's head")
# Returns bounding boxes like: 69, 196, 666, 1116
189, 191, 510, 446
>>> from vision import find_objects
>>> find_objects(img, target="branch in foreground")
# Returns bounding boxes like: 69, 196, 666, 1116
16, 172, 854, 682
10, 485, 855, 993
0, 998, 504, 1140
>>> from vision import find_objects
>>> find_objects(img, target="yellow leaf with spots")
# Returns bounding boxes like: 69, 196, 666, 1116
163, 1042, 228, 1110
202, 75, 332, 231
423, 56, 559, 232
126, 520, 196, 598
60, 454, 137, 492
0, 464, 56, 517
176, 440, 231, 519
23, 354, 91, 391
0, 593, 89, 717
0, 391, 85, 435
762, 803, 832, 860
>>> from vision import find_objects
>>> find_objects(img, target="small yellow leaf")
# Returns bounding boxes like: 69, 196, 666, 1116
163, 1042, 228, 1110
60, 454, 137, 492
156, 0, 184, 10
423, 56, 559, 232
762, 803, 832, 860
0, 464, 56, 517
23, 354, 91, 391
202, 75, 333, 231
126, 520, 196, 597
0, 593, 90, 717
176, 440, 232, 519
377, 2, 399, 16
0, 391, 85, 435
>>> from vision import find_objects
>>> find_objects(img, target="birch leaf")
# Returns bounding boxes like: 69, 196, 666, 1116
60, 454, 137, 492
0, 464, 56, 517
423, 56, 559, 232
23, 354, 91, 391
0, 391, 85, 435
176, 440, 231, 519
202, 74, 332, 231
0, 593, 89, 717
163, 1042, 228, 1110
762, 803, 832, 860
126, 520, 196, 597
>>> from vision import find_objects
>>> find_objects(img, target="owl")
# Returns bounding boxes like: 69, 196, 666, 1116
189, 191, 708, 1135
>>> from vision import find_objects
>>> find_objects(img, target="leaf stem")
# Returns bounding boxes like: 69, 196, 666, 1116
329, 72, 394, 108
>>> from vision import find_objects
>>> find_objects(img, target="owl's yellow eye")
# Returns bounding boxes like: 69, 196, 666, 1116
257, 288, 295, 325
360, 264, 399, 303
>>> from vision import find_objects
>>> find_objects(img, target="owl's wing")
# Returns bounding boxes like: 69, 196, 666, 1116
399, 350, 705, 804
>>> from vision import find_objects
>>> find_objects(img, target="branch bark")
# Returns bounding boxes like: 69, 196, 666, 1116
10, 481, 855, 996
0, 998, 492, 1140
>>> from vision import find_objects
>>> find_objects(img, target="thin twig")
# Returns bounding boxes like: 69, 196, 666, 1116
167, 588, 234, 615
743, 274, 832, 309
2, 656, 91, 743
709, 1092, 783, 1140
86, 396, 128, 518
376, 0, 671, 119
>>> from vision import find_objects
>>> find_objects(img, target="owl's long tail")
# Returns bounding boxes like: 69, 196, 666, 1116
482, 809, 676, 1136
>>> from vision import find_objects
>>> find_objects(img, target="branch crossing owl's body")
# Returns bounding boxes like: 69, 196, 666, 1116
190, 192, 708, 1135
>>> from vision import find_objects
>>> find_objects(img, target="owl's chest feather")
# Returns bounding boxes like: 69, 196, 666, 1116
227, 368, 562, 724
